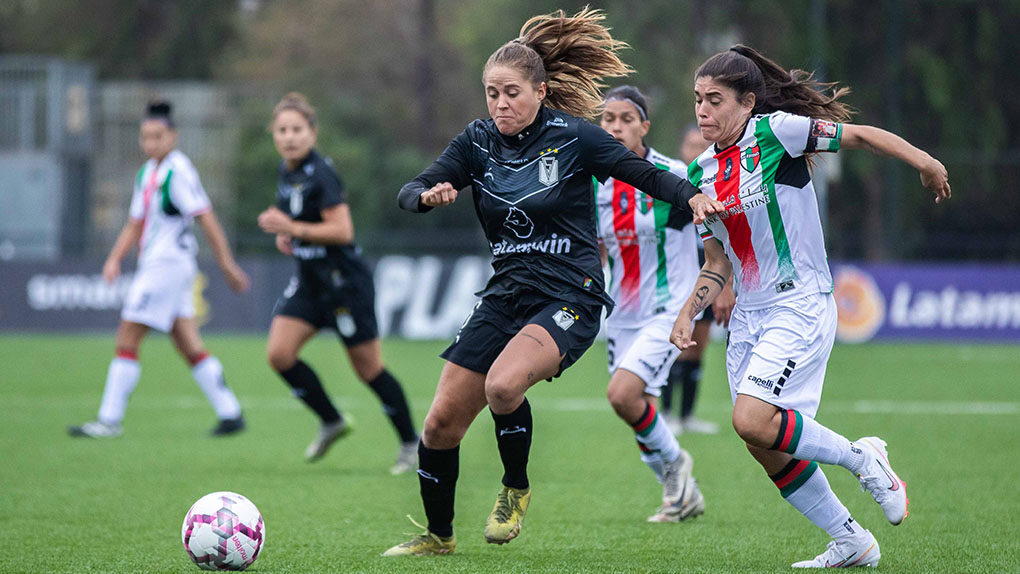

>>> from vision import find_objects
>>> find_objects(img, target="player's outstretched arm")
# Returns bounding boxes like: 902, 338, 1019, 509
671, 238, 732, 351
840, 124, 951, 204
102, 219, 143, 283
196, 210, 250, 293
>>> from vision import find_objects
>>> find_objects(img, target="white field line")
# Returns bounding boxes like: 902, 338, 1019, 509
8, 396, 1019, 416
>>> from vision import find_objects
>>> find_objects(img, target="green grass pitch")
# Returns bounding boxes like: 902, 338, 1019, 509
1, 334, 1017, 573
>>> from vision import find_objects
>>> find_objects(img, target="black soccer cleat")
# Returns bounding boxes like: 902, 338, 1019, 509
210, 416, 246, 436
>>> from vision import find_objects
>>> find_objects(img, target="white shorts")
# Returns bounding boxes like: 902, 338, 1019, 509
121, 262, 197, 332
726, 292, 837, 418
605, 313, 682, 397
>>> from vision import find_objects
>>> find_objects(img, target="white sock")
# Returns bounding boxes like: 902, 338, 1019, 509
192, 355, 242, 419
97, 356, 141, 425
640, 451, 664, 483
783, 465, 855, 538
786, 411, 866, 473
633, 404, 682, 468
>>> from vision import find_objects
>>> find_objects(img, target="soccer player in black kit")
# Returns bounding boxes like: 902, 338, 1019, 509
382, 9, 721, 556
257, 93, 419, 474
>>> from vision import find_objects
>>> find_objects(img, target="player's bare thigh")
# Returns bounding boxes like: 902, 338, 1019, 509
486, 323, 562, 414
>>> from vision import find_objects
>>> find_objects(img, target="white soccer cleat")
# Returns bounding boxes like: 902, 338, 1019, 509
791, 529, 880, 568
305, 418, 353, 462
648, 449, 704, 522
68, 420, 122, 438
648, 477, 705, 522
855, 437, 909, 525
390, 439, 419, 475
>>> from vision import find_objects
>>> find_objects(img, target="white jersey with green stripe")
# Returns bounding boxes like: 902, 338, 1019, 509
689, 111, 841, 310
595, 147, 699, 327
128, 149, 211, 268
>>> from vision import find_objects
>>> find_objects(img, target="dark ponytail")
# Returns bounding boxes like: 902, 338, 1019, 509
696, 44, 853, 123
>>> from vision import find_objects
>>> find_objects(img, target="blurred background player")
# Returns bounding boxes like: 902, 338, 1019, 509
673, 45, 950, 568
659, 124, 736, 436
596, 86, 705, 523
69, 101, 250, 438
256, 93, 419, 474
383, 8, 708, 557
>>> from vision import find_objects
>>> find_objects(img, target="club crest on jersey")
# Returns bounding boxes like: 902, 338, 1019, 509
289, 186, 304, 215
552, 307, 579, 331
504, 206, 534, 239
538, 154, 559, 186
741, 144, 761, 172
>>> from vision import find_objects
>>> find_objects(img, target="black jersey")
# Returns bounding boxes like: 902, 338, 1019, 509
399, 106, 699, 312
276, 149, 371, 290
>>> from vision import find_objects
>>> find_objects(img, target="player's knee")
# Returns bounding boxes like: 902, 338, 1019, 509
731, 408, 766, 445
605, 383, 630, 415
484, 377, 521, 412
267, 349, 296, 372
422, 411, 464, 449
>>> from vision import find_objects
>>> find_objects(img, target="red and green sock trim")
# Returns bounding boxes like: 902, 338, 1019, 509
770, 458, 819, 498
770, 409, 803, 454
631, 402, 657, 438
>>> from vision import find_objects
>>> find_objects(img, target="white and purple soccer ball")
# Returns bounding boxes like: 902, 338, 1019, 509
182, 491, 265, 571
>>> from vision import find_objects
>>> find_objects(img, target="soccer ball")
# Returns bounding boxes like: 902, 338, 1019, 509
181, 491, 265, 571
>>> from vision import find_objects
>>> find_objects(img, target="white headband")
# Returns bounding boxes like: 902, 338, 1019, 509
605, 95, 647, 121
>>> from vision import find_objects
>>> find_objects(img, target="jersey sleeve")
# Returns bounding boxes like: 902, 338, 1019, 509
769, 111, 843, 157
170, 161, 212, 217
317, 159, 346, 209
695, 222, 714, 241
398, 126, 475, 212
128, 170, 145, 221
578, 121, 632, 182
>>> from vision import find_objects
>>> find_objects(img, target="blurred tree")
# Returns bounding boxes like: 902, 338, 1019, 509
0, 0, 237, 79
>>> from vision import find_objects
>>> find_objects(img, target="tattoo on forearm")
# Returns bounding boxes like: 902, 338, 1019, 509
699, 270, 726, 289
521, 333, 544, 346
691, 285, 710, 319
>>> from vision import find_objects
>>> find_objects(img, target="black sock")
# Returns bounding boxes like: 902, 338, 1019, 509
278, 360, 341, 424
367, 369, 417, 443
678, 359, 702, 419
418, 441, 458, 538
491, 398, 532, 490
662, 361, 683, 413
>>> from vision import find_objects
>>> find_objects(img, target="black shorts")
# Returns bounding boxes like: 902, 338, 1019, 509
272, 275, 378, 347
440, 291, 602, 377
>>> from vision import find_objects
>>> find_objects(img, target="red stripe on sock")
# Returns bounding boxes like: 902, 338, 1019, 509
115, 348, 138, 360
777, 409, 797, 451
632, 403, 657, 433
773, 459, 810, 489
189, 351, 210, 367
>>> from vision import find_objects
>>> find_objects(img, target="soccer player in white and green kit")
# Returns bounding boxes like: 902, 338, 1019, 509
671, 45, 951, 568
596, 86, 704, 523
